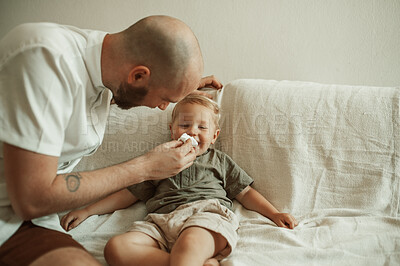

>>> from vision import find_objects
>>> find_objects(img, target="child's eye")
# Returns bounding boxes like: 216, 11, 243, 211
199, 126, 208, 130
179, 124, 189, 128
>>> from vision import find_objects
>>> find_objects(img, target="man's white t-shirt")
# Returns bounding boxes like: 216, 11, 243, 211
0, 23, 112, 245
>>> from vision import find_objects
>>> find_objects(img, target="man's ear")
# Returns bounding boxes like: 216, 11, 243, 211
127, 66, 150, 86
211, 129, 220, 144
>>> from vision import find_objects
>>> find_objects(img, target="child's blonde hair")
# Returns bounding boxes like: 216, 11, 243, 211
171, 94, 220, 128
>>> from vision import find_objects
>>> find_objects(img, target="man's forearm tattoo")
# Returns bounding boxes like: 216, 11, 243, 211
64, 173, 82, 192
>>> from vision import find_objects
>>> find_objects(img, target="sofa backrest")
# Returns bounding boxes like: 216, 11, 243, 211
217, 79, 399, 217
75, 79, 399, 217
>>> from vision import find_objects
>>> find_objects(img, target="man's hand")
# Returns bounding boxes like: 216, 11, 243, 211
140, 139, 197, 180
198, 75, 223, 90
191, 75, 223, 99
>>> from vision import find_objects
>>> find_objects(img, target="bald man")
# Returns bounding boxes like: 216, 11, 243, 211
0, 15, 222, 265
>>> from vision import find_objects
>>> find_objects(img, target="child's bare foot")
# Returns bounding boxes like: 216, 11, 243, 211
204, 258, 219, 266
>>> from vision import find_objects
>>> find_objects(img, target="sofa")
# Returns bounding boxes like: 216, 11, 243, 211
64, 79, 400, 265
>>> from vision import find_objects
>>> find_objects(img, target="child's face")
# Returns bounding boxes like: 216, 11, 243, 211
170, 103, 220, 155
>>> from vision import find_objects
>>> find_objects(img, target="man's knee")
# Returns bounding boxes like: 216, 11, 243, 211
0, 221, 94, 266
30, 247, 100, 266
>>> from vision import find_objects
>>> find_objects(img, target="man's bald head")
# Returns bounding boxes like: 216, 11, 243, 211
120, 15, 203, 89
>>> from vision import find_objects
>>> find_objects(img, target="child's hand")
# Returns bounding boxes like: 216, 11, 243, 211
60, 209, 90, 231
270, 213, 298, 229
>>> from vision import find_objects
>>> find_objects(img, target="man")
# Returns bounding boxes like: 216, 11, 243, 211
0, 15, 222, 265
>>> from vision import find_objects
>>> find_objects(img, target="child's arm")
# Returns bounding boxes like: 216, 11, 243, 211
235, 186, 298, 229
60, 188, 138, 231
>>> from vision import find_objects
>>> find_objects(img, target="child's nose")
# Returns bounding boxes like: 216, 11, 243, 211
186, 126, 198, 136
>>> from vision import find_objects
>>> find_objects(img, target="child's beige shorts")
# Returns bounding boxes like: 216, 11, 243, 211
128, 198, 239, 259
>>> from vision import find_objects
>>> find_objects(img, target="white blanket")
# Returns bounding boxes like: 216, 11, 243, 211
69, 79, 400, 265
62, 204, 400, 265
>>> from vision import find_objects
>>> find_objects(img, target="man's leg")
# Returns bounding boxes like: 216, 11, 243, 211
0, 221, 99, 266
104, 231, 169, 266
30, 247, 100, 266
170, 226, 228, 266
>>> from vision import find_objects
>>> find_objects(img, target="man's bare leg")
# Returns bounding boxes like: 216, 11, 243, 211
170, 226, 227, 266
30, 247, 101, 266
104, 231, 169, 266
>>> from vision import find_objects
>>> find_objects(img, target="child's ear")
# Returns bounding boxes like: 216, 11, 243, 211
211, 129, 220, 144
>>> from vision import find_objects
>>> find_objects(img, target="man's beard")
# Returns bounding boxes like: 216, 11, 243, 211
113, 82, 149, 110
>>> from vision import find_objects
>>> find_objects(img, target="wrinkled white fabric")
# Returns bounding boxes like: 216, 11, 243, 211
217, 79, 399, 218
69, 80, 400, 265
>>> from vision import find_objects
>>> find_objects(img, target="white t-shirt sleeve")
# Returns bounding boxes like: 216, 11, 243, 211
0, 47, 73, 156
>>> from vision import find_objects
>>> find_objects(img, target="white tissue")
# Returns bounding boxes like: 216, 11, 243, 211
178, 133, 198, 147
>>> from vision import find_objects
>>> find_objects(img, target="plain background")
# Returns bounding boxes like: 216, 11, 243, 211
1, 0, 399, 87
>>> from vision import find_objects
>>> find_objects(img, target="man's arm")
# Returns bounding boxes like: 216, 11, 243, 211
3, 139, 196, 220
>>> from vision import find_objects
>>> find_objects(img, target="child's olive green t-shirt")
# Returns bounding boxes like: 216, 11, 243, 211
127, 148, 254, 214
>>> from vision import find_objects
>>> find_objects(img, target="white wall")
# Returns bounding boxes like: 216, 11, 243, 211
1, 0, 399, 86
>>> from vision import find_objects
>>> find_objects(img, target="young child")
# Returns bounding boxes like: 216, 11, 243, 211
61, 94, 298, 266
